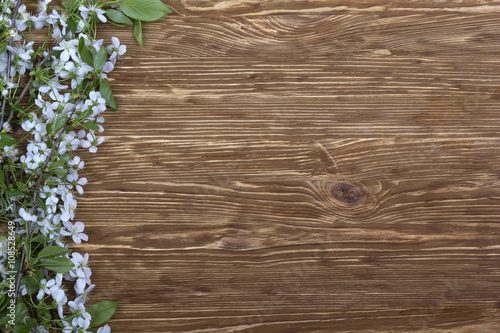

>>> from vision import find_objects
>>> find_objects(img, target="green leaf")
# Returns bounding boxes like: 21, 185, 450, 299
0, 134, 17, 149
94, 47, 107, 70
105, 9, 133, 25
53, 116, 67, 134
40, 257, 74, 274
7, 189, 23, 198
0, 42, 7, 55
119, 0, 171, 22
90, 45, 98, 58
38, 246, 69, 259
79, 37, 94, 65
68, 17, 77, 34
87, 301, 119, 327
0, 315, 10, 332
30, 233, 46, 246
13, 317, 37, 333
80, 78, 89, 92
52, 168, 68, 176
24, 318, 38, 331
134, 19, 143, 47
14, 302, 27, 324
26, 269, 44, 295
82, 121, 100, 131
50, 153, 71, 168
78, 37, 85, 54
52, 50, 63, 58
79, 108, 93, 121
62, 0, 79, 11
0, 294, 8, 312
41, 173, 51, 182
0, 171, 4, 187
99, 79, 117, 111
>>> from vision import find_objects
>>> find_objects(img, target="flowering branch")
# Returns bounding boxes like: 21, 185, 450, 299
0, 0, 172, 332
0, 0, 22, 131
12, 79, 92, 309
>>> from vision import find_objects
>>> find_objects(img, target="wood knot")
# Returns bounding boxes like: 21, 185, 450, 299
329, 181, 365, 207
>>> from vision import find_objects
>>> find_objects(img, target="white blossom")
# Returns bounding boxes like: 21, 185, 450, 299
107, 37, 126, 63
79, 4, 106, 23
60, 221, 88, 243
97, 325, 111, 333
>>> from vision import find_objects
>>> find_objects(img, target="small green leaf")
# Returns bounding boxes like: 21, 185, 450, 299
0, 133, 17, 149
79, 37, 94, 65
62, 0, 78, 11
87, 301, 119, 327
78, 37, 85, 53
78, 37, 85, 54
15, 302, 27, 324
0, 42, 7, 55
14, 317, 37, 333
0, 315, 10, 331
119, 0, 172, 22
52, 168, 68, 176
60, 153, 72, 163
0, 294, 8, 312
105, 9, 133, 25
52, 116, 67, 134
79, 108, 93, 121
90, 45, 98, 58
61, 1, 72, 10
94, 47, 107, 70
80, 78, 89, 92
99, 79, 117, 111
50, 153, 71, 168
68, 17, 77, 34
52, 50, 63, 58
40, 257, 74, 274
7, 189, 23, 198
134, 19, 143, 47
0, 171, 4, 186
41, 173, 51, 182
38, 246, 69, 259
24, 318, 38, 331
26, 269, 44, 295
0, 314, 10, 330
82, 121, 100, 131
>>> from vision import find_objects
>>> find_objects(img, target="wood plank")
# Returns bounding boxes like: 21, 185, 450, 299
102, 56, 500, 139
66, 7, 500, 333
165, 0, 500, 16
101, 14, 500, 58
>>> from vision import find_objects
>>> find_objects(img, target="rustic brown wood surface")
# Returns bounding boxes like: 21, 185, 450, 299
72, 1, 500, 332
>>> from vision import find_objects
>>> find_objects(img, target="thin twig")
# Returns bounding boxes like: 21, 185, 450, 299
0, 0, 23, 130
0, 98, 6, 131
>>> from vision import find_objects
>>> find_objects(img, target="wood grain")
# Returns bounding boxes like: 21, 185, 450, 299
101, 14, 500, 58
70, 1, 500, 332
165, 0, 500, 16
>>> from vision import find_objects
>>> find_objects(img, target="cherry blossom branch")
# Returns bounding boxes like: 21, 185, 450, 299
1, 1, 172, 331
0, 0, 23, 130
6, 30, 72, 126
13, 79, 92, 307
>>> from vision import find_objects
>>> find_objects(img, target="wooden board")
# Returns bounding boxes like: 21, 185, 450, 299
72, 1, 500, 332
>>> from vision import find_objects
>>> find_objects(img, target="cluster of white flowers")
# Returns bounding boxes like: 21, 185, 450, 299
0, 0, 126, 332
